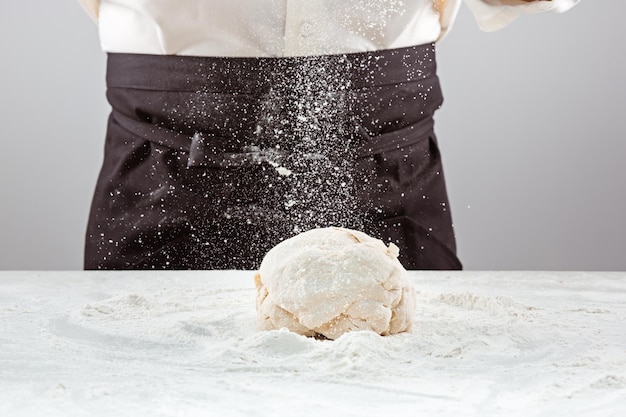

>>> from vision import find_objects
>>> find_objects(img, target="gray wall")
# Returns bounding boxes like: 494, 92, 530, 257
1, 1, 623, 270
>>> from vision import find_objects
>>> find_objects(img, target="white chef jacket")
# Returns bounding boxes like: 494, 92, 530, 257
78, 0, 579, 57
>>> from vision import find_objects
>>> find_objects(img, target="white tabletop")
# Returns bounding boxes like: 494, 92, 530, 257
1, 271, 625, 416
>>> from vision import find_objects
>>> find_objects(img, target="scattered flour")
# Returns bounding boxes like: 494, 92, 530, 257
1, 271, 625, 417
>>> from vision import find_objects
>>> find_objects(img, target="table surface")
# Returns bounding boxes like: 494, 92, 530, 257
1, 271, 625, 417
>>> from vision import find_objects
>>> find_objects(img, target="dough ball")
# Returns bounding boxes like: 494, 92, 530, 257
254, 227, 416, 340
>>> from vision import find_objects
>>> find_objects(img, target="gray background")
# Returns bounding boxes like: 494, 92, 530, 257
1, 1, 624, 270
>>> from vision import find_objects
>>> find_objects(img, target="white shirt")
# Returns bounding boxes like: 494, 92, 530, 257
78, 0, 579, 57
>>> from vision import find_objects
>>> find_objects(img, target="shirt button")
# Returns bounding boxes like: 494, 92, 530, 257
300, 20, 314, 38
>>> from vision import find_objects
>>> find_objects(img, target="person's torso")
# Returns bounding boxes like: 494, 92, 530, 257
97, 0, 460, 56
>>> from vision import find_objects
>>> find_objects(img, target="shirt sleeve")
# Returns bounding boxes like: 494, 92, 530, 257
464, 0, 581, 32
77, 0, 99, 23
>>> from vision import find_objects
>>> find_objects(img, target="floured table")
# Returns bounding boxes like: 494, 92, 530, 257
1, 271, 624, 416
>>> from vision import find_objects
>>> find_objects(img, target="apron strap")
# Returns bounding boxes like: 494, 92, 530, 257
114, 108, 436, 170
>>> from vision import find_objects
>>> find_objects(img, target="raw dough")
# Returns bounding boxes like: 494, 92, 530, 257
254, 227, 416, 339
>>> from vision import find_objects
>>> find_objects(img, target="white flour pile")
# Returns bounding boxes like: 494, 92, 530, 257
1, 270, 625, 417
255, 227, 415, 339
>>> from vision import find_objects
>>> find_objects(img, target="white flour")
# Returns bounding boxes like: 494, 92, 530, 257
1, 271, 625, 417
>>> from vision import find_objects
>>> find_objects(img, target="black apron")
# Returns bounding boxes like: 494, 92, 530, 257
85, 44, 462, 270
